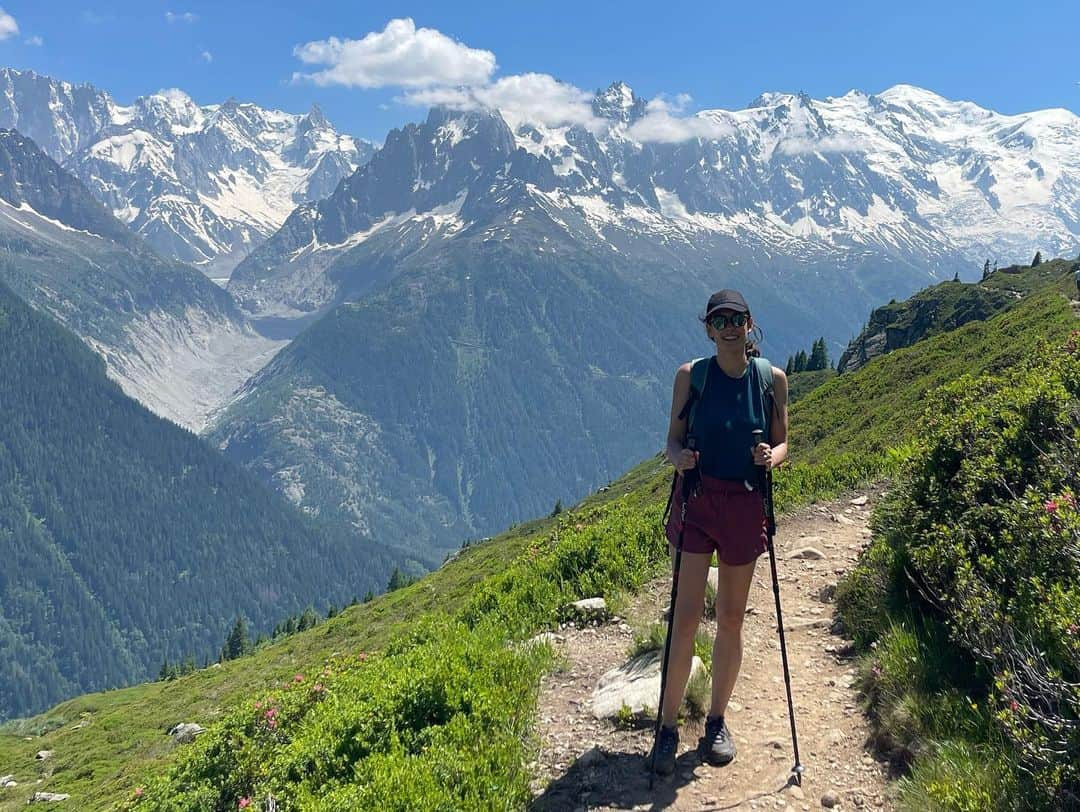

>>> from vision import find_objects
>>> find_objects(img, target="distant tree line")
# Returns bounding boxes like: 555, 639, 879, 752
785, 337, 831, 374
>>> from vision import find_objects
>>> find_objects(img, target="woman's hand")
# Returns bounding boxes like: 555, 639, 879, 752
673, 447, 700, 472
752, 442, 773, 470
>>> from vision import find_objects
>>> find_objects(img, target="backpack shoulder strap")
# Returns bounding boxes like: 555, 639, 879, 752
679, 357, 711, 435
751, 356, 775, 441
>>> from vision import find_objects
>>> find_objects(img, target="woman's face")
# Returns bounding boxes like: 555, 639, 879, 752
705, 308, 752, 348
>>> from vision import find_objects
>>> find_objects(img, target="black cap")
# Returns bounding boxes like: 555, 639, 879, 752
704, 289, 750, 318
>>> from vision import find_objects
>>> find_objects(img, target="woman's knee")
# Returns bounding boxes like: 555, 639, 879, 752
714, 604, 746, 635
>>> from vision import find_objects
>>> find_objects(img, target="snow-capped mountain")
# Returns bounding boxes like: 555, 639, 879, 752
230, 81, 1079, 324
214, 82, 1080, 556
0, 68, 374, 275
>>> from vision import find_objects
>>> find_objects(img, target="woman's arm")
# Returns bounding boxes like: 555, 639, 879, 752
666, 363, 699, 472
752, 366, 789, 469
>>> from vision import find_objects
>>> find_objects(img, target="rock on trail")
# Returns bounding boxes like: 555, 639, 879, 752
530, 488, 895, 811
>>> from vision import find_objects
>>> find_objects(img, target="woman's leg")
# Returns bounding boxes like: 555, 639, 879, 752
709, 558, 758, 718
660, 546, 712, 727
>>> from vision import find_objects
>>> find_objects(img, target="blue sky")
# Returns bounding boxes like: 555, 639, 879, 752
2, 0, 1077, 143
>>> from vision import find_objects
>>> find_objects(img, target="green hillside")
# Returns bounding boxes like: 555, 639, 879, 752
0, 260, 1075, 810
0, 280, 399, 723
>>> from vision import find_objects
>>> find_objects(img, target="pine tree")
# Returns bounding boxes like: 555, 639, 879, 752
387, 567, 408, 592
1032, 251, 1042, 267
158, 658, 172, 681
550, 499, 562, 517
362, 590, 374, 603
794, 349, 808, 373
808, 338, 828, 371
952, 272, 960, 282
220, 616, 250, 662
298, 606, 318, 631
785, 355, 795, 375
982, 259, 991, 279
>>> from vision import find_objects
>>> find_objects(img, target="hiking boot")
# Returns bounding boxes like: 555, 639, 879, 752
699, 715, 736, 766
651, 725, 679, 775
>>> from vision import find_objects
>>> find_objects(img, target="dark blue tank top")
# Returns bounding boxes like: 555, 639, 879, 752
692, 357, 769, 481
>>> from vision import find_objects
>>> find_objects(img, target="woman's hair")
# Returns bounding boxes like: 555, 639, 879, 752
746, 324, 763, 359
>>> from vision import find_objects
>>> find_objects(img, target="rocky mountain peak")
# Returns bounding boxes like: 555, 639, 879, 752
592, 81, 647, 123
305, 103, 329, 130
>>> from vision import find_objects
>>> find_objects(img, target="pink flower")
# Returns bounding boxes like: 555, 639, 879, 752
238, 798, 252, 810
1045, 500, 1059, 514
1010, 699, 1019, 712
293, 674, 304, 683
254, 701, 262, 710
1068, 625, 1078, 637
312, 683, 325, 694
133, 788, 144, 798
1063, 493, 1076, 508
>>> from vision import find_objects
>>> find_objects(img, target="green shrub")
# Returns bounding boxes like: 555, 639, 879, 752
841, 334, 1080, 807
898, 739, 1017, 812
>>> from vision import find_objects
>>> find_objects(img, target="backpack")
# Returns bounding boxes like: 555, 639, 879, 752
662, 356, 775, 526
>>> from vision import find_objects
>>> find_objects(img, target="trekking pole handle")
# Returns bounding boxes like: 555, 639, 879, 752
681, 435, 698, 500
751, 429, 765, 464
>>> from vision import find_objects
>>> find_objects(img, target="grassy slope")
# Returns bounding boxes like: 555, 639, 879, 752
0, 460, 671, 809
1, 261, 1075, 810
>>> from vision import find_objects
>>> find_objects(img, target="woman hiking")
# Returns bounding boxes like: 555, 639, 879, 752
652, 288, 789, 776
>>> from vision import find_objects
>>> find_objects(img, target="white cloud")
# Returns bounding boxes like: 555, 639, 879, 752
25, 34, 43, 46
628, 110, 732, 143
165, 10, 198, 23
775, 134, 863, 156
293, 18, 496, 89
404, 72, 602, 130
0, 8, 19, 40
646, 93, 693, 115
200, 50, 213, 63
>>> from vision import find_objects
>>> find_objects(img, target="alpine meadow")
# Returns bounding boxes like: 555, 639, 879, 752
0, 7, 1078, 810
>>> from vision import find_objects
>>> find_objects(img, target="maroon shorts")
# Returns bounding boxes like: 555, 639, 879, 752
664, 472, 768, 566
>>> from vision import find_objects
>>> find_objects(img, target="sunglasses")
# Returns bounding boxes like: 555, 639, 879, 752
708, 312, 749, 330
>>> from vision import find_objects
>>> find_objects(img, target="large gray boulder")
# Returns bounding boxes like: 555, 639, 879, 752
590, 650, 705, 719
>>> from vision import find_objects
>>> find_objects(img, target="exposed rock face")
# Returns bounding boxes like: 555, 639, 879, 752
837, 278, 1015, 373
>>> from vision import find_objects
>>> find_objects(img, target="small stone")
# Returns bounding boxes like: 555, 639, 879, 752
168, 722, 205, 744
35, 751, 52, 761
0, 774, 15, 788
850, 495, 868, 506
787, 785, 805, 800
821, 792, 840, 808
30, 793, 71, 803
523, 632, 563, 649
787, 547, 825, 561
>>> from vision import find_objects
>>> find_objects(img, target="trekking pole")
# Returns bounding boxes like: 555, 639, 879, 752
650, 436, 698, 789
752, 429, 804, 787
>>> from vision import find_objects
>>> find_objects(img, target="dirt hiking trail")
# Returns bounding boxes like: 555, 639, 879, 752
530, 487, 896, 811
